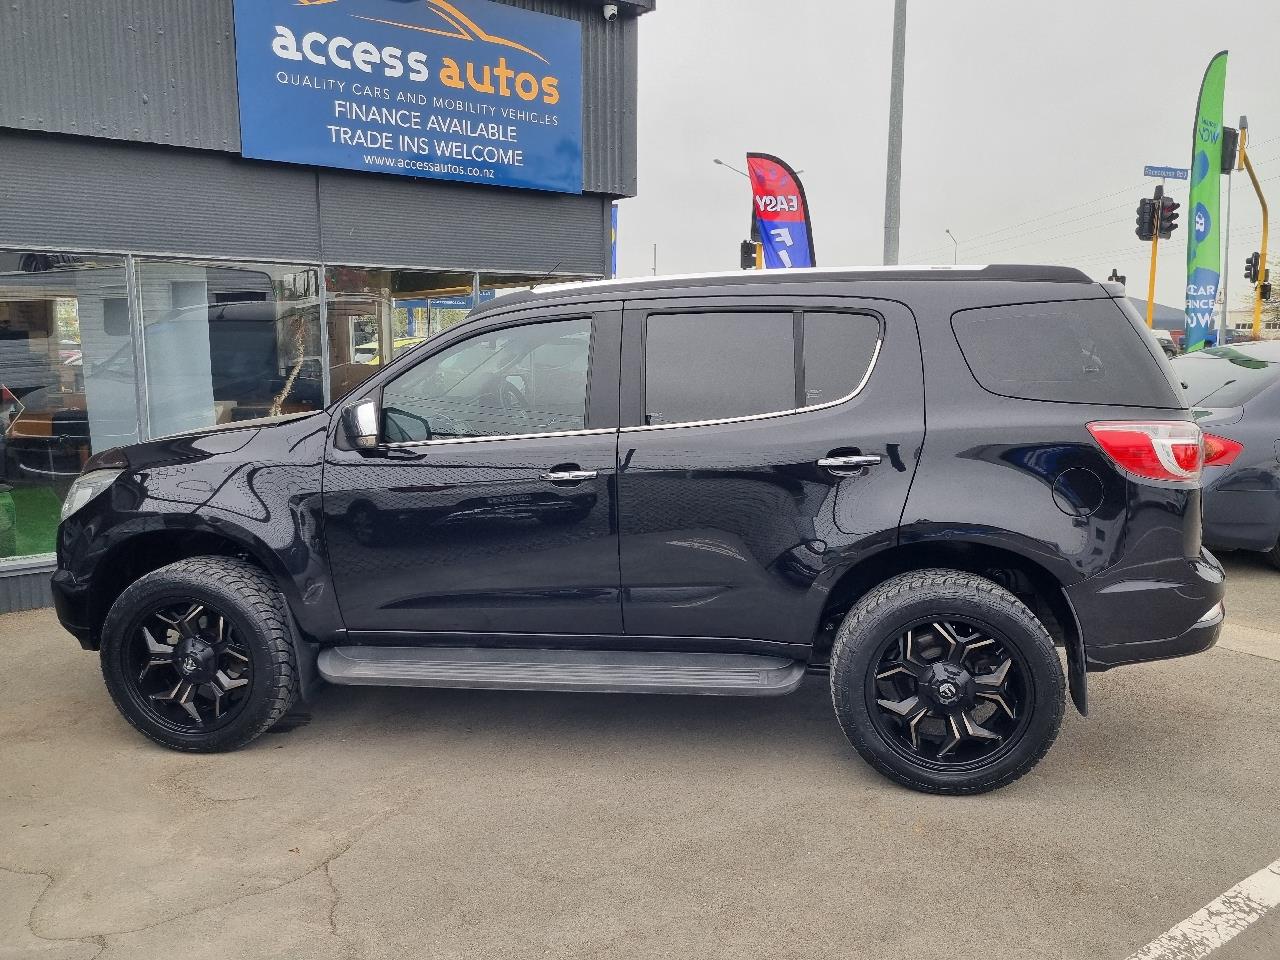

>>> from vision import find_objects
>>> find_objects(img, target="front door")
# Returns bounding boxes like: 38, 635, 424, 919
616, 296, 924, 648
323, 306, 623, 640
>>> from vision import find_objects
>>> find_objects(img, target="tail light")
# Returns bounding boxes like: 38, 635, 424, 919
1203, 433, 1244, 467
1087, 421, 1203, 482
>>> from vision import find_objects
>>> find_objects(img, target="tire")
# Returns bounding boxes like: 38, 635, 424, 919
1264, 539, 1280, 572
830, 568, 1065, 795
100, 556, 299, 752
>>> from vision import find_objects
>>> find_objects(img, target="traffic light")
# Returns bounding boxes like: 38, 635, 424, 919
740, 240, 757, 271
1157, 197, 1180, 239
1245, 252, 1261, 284
1135, 198, 1157, 241
1222, 127, 1240, 172
1263, 269, 1273, 302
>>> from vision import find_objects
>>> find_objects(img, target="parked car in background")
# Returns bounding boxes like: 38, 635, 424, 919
1172, 341, 1280, 568
53, 266, 1224, 795
1153, 327, 1179, 358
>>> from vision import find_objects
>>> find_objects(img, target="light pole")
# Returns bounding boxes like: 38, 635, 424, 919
883, 0, 908, 265
944, 229, 958, 264
714, 159, 758, 266
713, 157, 749, 179
713, 158, 804, 179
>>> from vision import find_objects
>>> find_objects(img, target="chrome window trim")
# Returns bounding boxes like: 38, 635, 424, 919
623, 334, 883, 434
378, 321, 883, 447
385, 426, 615, 449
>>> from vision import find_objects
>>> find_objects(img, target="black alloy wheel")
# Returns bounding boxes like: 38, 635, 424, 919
867, 620, 1031, 770
100, 557, 299, 752
830, 569, 1065, 795
122, 600, 255, 733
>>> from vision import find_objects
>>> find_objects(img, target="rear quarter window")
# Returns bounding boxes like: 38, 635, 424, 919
951, 299, 1182, 407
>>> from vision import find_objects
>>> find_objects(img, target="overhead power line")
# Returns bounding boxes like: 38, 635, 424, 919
903, 180, 1147, 260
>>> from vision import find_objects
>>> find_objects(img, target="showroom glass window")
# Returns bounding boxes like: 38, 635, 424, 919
324, 268, 592, 405
0, 251, 134, 559
137, 261, 324, 436
325, 266, 489, 402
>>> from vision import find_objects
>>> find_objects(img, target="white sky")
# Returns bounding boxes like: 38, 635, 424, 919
616, 0, 1280, 311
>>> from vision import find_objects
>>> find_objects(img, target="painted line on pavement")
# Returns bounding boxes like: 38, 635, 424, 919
1216, 623, 1280, 664
1124, 857, 1280, 960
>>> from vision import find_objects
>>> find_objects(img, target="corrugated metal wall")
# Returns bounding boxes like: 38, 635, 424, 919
0, 0, 241, 151
0, 561, 56, 613
0, 0, 640, 197
502, 0, 639, 196
0, 129, 610, 276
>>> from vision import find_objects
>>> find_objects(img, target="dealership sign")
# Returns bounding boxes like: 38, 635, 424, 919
232, 0, 583, 194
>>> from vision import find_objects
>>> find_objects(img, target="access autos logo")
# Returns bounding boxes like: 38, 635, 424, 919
273, 0, 562, 103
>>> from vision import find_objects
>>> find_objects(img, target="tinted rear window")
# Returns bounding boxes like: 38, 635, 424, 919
802, 312, 881, 406
643, 310, 881, 426
951, 299, 1181, 407
1171, 348, 1280, 407
645, 312, 795, 425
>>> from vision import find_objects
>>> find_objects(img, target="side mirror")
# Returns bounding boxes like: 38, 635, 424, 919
342, 399, 380, 449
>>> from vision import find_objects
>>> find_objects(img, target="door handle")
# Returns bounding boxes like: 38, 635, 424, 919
817, 454, 882, 474
541, 469, 598, 483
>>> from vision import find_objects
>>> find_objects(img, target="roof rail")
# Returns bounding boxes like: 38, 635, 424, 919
471, 264, 1095, 317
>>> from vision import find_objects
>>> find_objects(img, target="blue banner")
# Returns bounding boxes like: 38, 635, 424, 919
233, 0, 583, 194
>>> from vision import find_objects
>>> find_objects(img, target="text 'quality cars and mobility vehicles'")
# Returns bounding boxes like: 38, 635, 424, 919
52, 266, 1224, 794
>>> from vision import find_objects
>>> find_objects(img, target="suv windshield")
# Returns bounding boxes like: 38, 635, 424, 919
1171, 346, 1280, 407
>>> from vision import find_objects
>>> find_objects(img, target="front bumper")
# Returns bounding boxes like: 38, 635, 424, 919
51, 567, 95, 649
1067, 548, 1226, 672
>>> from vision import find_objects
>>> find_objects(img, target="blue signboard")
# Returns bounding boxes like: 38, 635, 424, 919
233, 0, 583, 194
1144, 164, 1191, 180
400, 290, 498, 312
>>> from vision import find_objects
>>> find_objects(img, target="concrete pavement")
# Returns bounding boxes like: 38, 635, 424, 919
1, 554, 1278, 960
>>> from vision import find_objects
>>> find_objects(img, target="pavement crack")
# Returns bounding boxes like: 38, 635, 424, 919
323, 856, 357, 959
0, 864, 107, 959
10, 804, 400, 950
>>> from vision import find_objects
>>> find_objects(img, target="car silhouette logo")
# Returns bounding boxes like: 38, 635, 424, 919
305, 0, 550, 64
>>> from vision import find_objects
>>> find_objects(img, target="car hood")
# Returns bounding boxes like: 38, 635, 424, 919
120, 410, 327, 471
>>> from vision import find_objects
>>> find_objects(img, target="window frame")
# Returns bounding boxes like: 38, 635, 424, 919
378, 312, 614, 449
626, 305, 883, 433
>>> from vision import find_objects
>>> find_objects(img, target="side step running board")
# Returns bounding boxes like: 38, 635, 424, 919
318, 646, 806, 697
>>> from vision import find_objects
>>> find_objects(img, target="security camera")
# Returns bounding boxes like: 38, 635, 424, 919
603, 4, 619, 21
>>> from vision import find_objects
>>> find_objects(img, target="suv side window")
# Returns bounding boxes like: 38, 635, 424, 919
643, 310, 880, 426
803, 312, 882, 406
381, 317, 592, 443
952, 300, 1182, 407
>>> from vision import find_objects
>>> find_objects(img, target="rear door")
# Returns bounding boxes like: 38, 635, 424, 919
616, 295, 924, 649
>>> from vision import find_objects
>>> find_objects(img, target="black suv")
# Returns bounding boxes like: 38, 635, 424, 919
52, 266, 1225, 794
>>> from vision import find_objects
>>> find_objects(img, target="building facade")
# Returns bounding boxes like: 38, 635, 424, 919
0, 0, 653, 609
